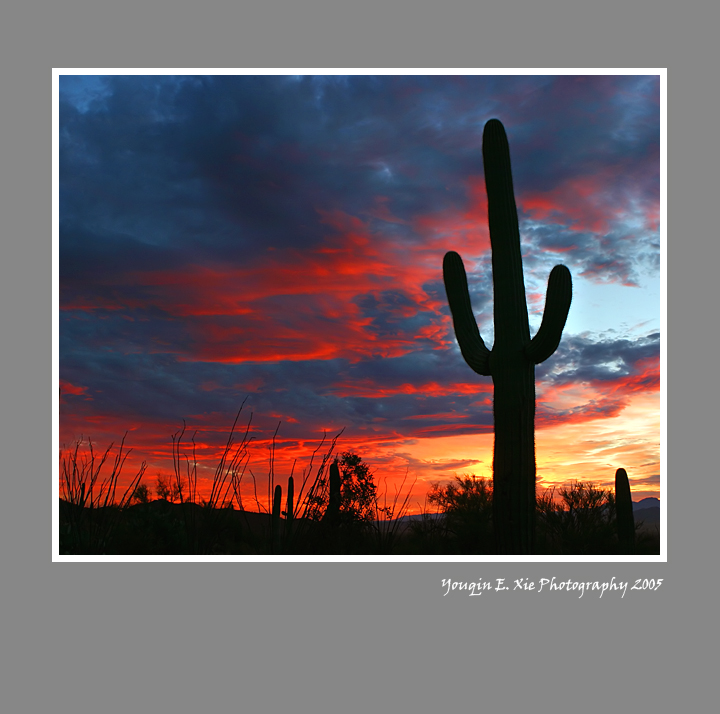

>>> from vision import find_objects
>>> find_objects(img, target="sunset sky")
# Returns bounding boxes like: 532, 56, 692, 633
56, 72, 662, 514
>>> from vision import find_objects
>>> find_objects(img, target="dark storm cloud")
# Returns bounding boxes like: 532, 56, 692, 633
500, 75, 659, 187
60, 76, 325, 261
60, 75, 480, 261
60, 74, 658, 282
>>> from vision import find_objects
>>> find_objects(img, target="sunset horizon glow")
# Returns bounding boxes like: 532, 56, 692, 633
56, 71, 664, 517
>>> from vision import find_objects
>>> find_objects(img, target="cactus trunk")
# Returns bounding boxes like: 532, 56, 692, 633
615, 468, 635, 554
443, 119, 572, 554
491, 361, 536, 554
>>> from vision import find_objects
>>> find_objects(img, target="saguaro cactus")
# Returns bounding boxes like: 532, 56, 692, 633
325, 460, 341, 525
271, 484, 282, 554
443, 118, 572, 554
614, 467, 635, 554
283, 475, 295, 551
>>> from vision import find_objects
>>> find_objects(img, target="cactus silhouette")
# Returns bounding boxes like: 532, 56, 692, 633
271, 484, 282, 554
283, 475, 294, 551
614, 467, 635, 554
443, 118, 572, 554
325, 459, 341, 525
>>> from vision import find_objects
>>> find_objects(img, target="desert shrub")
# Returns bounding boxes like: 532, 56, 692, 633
426, 475, 494, 554
305, 452, 378, 524
406, 511, 451, 555
536, 481, 617, 554
155, 473, 187, 503
131, 482, 152, 504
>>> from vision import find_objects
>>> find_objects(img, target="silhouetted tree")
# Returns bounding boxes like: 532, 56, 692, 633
307, 452, 378, 526
155, 473, 186, 503
131, 482, 152, 504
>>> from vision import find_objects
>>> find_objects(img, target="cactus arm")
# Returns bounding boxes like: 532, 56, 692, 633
526, 264, 573, 364
442, 251, 492, 376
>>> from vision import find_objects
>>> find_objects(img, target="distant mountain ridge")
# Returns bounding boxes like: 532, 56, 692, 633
384, 498, 661, 526
633, 497, 660, 512
398, 496, 660, 521
632, 498, 660, 530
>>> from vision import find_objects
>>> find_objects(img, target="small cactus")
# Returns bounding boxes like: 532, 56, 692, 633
271, 484, 282, 554
615, 468, 635, 554
284, 475, 294, 551
324, 459, 341, 525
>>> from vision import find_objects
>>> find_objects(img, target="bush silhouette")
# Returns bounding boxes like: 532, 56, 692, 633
427, 475, 494, 554
131, 482, 152, 504
536, 481, 617, 555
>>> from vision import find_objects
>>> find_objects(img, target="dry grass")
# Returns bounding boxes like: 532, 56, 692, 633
60, 433, 147, 553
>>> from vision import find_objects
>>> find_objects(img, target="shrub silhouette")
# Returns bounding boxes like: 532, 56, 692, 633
155, 473, 186, 503
427, 475, 494, 554
443, 119, 572, 554
131, 482, 152, 504
536, 481, 617, 555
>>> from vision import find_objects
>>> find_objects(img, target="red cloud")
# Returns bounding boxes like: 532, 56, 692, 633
60, 380, 89, 397
605, 356, 660, 395
412, 176, 491, 256
84, 205, 463, 365
328, 379, 492, 399
519, 169, 659, 246
536, 354, 660, 429
520, 174, 614, 235
61, 175, 499, 367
